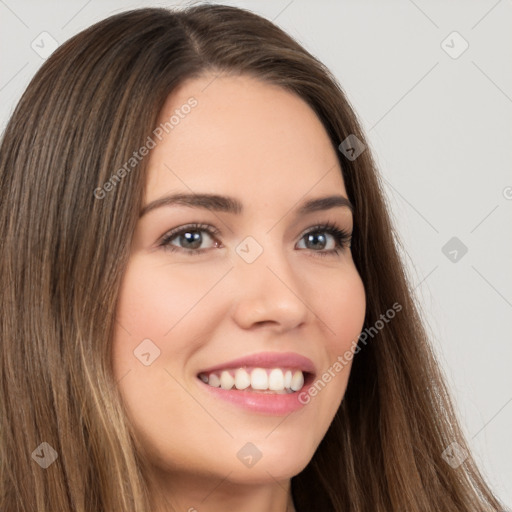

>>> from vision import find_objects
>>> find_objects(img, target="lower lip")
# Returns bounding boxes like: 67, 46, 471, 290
197, 377, 313, 415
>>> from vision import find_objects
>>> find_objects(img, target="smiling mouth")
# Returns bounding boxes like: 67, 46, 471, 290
197, 367, 311, 394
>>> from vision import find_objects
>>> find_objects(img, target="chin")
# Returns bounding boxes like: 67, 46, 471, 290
226, 457, 311, 485
229, 440, 316, 483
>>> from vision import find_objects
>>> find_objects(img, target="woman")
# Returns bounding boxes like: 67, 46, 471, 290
0, 5, 507, 512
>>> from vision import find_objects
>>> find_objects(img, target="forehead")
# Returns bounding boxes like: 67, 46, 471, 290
145, 74, 347, 206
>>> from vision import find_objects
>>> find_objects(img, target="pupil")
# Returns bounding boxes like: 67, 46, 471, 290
307, 233, 326, 249
181, 231, 202, 249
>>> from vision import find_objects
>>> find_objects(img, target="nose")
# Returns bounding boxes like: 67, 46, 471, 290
229, 239, 310, 333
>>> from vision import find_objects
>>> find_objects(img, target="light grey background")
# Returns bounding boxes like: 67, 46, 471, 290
1, 0, 511, 506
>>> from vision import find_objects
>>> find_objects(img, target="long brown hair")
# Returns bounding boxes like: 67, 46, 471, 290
0, 5, 506, 511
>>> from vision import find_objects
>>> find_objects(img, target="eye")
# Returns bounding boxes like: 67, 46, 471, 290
158, 221, 352, 257
159, 223, 221, 256
296, 222, 352, 257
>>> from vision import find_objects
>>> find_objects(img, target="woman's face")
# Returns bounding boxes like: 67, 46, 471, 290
112, 74, 366, 486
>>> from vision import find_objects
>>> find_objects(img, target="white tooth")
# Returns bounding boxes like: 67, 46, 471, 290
208, 373, 221, 387
290, 371, 304, 391
284, 370, 292, 388
268, 368, 285, 391
220, 371, 234, 390
250, 368, 268, 390
234, 368, 251, 390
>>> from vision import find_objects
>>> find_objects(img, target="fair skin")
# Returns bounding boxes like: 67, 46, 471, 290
112, 74, 366, 512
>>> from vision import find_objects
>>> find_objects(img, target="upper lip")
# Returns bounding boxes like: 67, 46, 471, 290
197, 351, 316, 376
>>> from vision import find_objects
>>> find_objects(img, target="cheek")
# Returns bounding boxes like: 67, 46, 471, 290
114, 258, 228, 354
111, 259, 199, 402
111, 259, 219, 457
111, 257, 233, 410
115, 258, 196, 341
312, 265, 366, 354
300, 266, 365, 416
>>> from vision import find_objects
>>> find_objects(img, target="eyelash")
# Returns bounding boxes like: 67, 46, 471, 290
159, 221, 352, 258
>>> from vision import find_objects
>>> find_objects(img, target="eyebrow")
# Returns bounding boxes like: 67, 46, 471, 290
139, 192, 354, 217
